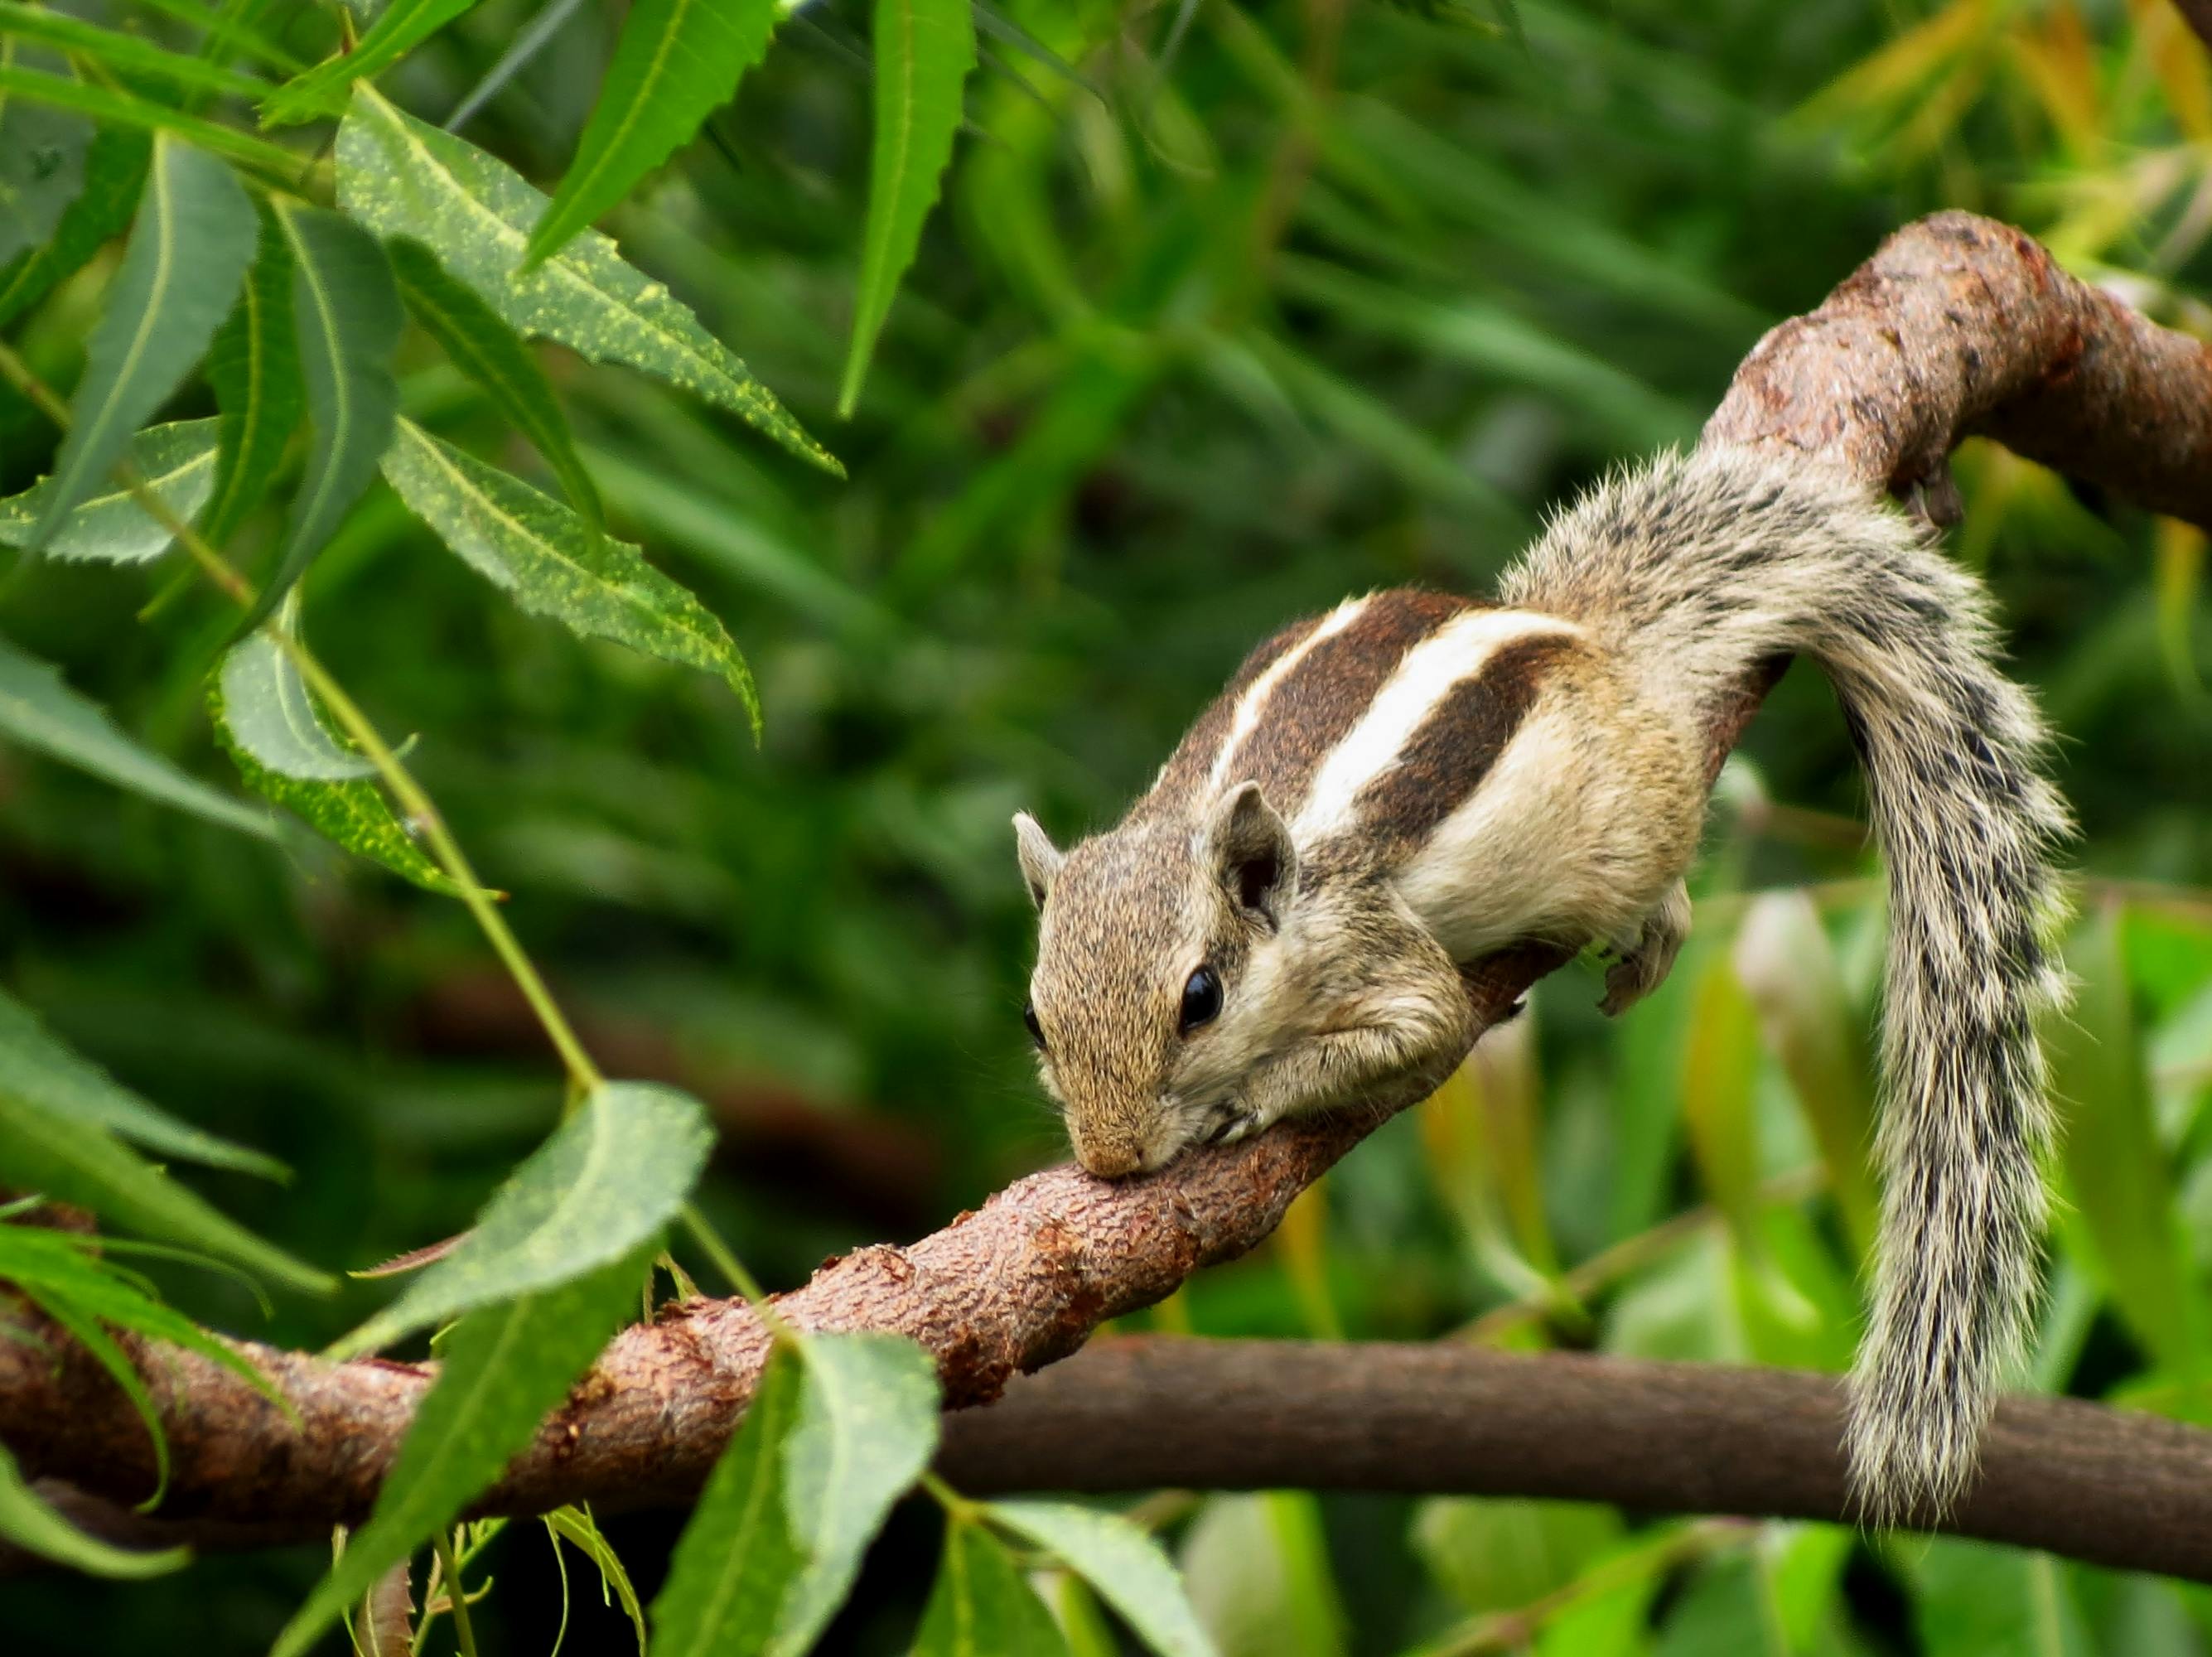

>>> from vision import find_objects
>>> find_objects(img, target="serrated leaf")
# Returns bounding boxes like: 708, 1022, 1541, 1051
0, 1085, 331, 1292
987, 1502, 1218, 1657
201, 215, 304, 548
210, 638, 469, 896
380, 419, 756, 726
27, 133, 254, 552
331, 1080, 713, 1359
914, 1517, 1070, 1657
525, 0, 780, 268
270, 1244, 648, 1657
388, 238, 599, 522
0, 628, 270, 838
260, 0, 481, 127
0, 4, 269, 107
775, 1331, 942, 1654
649, 1342, 807, 1657
0, 1441, 186, 1577
335, 85, 838, 474
0, 123, 147, 330
0, 982, 286, 1179
233, 200, 401, 635
0, 418, 219, 563
217, 630, 374, 781
838, 0, 974, 416
0, 49, 90, 268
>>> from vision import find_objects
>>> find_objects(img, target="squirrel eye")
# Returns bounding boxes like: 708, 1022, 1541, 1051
1179, 966, 1223, 1036
1022, 1001, 1046, 1051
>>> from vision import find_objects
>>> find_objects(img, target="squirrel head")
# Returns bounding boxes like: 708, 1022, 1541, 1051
1014, 782, 1301, 1177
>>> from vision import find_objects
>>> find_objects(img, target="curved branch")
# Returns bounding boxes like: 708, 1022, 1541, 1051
5, 211, 2211, 1569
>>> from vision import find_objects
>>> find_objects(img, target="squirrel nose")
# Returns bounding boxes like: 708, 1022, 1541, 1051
1075, 1136, 1145, 1180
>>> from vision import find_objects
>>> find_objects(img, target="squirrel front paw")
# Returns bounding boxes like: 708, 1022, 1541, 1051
1600, 880, 1692, 1016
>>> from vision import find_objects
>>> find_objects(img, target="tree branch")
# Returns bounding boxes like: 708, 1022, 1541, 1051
5, 211, 2211, 1573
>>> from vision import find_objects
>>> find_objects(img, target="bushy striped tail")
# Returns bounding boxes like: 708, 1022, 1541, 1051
1506, 447, 2072, 1519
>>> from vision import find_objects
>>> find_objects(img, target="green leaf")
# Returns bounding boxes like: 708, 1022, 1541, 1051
0, 982, 286, 1179
649, 1342, 807, 1657
0, 63, 304, 181
0, 418, 220, 563
387, 239, 600, 522
270, 1244, 648, 1657
234, 199, 401, 636
0, 123, 147, 331
913, 1516, 1071, 1657
0, 1440, 186, 1577
775, 1331, 943, 1654
216, 630, 374, 781
201, 215, 305, 548
1910, 1538, 2091, 1657
0, 1084, 331, 1292
260, 0, 481, 127
544, 1505, 647, 1656
0, 4, 269, 105
2047, 906, 2204, 1375
1178, 1494, 1343, 1657
0, 48, 90, 268
330, 1080, 714, 1358
987, 1501, 1219, 1657
335, 85, 838, 475
1411, 1497, 1620, 1616
524, 0, 780, 269
838, 0, 975, 416
210, 632, 469, 896
0, 627, 271, 838
380, 419, 756, 727
26, 133, 255, 552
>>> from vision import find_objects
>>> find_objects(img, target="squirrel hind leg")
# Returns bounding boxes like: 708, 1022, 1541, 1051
1598, 880, 1692, 1016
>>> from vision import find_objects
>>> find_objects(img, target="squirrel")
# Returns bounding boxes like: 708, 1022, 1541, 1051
1012, 446, 2070, 1522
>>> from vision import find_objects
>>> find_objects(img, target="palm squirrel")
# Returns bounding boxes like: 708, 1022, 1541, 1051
1012, 447, 2070, 1521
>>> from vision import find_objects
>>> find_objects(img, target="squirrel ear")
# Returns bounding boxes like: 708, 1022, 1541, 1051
1012, 812, 1065, 909
1202, 782, 1297, 924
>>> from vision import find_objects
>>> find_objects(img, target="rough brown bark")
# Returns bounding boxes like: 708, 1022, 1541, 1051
5, 210, 2212, 1574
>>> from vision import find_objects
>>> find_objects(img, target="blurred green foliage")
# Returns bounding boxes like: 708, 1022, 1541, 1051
2, 0, 2210, 1651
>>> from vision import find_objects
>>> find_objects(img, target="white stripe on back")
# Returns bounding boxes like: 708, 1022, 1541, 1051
1292, 608, 1577, 839
1203, 595, 1372, 795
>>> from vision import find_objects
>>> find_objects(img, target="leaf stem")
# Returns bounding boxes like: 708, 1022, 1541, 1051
430, 1530, 481, 1657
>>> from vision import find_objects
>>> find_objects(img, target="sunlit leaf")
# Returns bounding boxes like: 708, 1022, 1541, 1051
388, 237, 600, 522
0, 123, 147, 329
335, 86, 838, 474
0, 418, 219, 564
382, 420, 757, 727
0, 626, 270, 838
0, 1441, 186, 1577
0, 4, 268, 106
210, 631, 471, 896
0, 1084, 331, 1292
201, 216, 304, 549
774, 1331, 942, 1654
330, 1080, 714, 1357
649, 1342, 807, 1657
0, 982, 286, 1178
26, 134, 254, 551
260, 0, 481, 127
525, 0, 781, 268
914, 1516, 1071, 1657
838, 0, 975, 415
988, 1501, 1218, 1657
270, 1244, 649, 1657
234, 200, 402, 636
